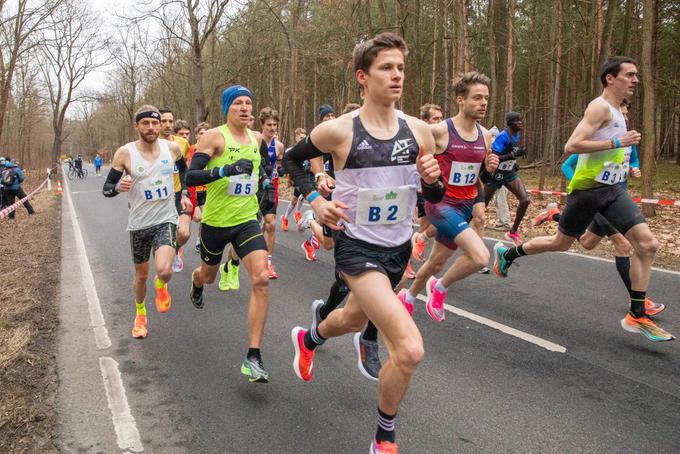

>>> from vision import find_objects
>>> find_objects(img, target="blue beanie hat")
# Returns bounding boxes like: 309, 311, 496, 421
319, 104, 335, 119
221, 85, 253, 116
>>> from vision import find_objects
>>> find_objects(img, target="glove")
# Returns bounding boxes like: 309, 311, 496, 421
262, 178, 272, 189
511, 147, 528, 159
222, 159, 253, 177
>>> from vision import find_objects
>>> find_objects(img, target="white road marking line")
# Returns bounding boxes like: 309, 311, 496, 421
63, 176, 111, 350
71, 190, 104, 194
415, 294, 567, 353
99, 357, 144, 453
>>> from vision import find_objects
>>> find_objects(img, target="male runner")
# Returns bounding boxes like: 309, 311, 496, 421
102, 105, 191, 338
493, 56, 673, 342
284, 33, 445, 452
398, 73, 499, 321
174, 119, 191, 141
281, 128, 310, 233
482, 111, 530, 245
158, 107, 192, 272
187, 122, 210, 252
257, 107, 285, 278
186, 85, 273, 382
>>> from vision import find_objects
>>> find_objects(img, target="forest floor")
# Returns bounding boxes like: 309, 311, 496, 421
0, 193, 61, 453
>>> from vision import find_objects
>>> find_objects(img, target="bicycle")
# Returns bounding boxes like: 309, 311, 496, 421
68, 167, 88, 180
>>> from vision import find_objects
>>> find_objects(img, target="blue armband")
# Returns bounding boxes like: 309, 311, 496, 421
306, 191, 320, 203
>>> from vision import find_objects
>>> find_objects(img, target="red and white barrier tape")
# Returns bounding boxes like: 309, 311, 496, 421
0, 175, 50, 220
528, 189, 680, 207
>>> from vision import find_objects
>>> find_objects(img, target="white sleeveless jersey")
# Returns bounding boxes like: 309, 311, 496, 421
126, 139, 178, 231
590, 96, 627, 142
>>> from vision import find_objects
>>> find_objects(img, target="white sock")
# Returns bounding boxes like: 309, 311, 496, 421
404, 289, 416, 304
435, 279, 447, 293
284, 202, 295, 218
295, 197, 304, 212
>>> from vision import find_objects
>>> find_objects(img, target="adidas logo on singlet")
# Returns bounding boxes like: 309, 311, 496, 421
391, 139, 413, 164
357, 140, 372, 151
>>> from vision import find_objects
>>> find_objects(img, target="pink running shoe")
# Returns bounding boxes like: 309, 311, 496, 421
505, 231, 522, 246
425, 276, 446, 322
310, 233, 320, 250
397, 289, 414, 317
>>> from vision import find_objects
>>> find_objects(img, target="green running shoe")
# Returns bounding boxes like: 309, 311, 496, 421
226, 261, 240, 290
190, 271, 204, 309
493, 241, 512, 278
218, 263, 229, 291
241, 356, 269, 383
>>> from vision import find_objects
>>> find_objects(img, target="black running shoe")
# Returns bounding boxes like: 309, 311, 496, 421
190, 271, 204, 309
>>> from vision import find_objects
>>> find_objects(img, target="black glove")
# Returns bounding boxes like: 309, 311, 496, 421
222, 159, 253, 176
511, 147, 528, 159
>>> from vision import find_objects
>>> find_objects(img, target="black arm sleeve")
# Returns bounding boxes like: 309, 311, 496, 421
186, 152, 222, 187
497, 146, 528, 162
176, 156, 188, 192
282, 137, 324, 197
421, 177, 446, 204
103, 168, 123, 197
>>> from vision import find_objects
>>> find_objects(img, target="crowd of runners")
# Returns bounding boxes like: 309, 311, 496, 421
99, 32, 673, 453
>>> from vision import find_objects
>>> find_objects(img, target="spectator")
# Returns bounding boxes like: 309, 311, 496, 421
1, 158, 35, 218
94, 153, 103, 176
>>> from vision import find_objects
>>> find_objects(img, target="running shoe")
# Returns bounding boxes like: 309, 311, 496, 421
241, 356, 270, 383
310, 233, 320, 250
505, 231, 523, 245
412, 233, 426, 261
267, 262, 279, 279
281, 214, 289, 232
189, 271, 204, 309
353, 332, 380, 381
154, 276, 172, 313
478, 267, 491, 274
291, 327, 315, 381
533, 203, 560, 226
404, 261, 416, 279
310, 299, 325, 333
397, 289, 414, 317
218, 262, 230, 291
294, 211, 302, 224
301, 240, 317, 261
131, 314, 147, 339
370, 438, 399, 454
425, 276, 446, 323
620, 313, 674, 342
172, 248, 184, 272
493, 241, 512, 278
644, 298, 665, 316
226, 261, 240, 290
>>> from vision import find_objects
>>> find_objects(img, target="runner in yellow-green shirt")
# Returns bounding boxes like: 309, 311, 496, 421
186, 85, 272, 383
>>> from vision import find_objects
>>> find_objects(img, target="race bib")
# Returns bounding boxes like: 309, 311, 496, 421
497, 159, 516, 172
226, 174, 258, 196
143, 177, 172, 202
356, 186, 411, 226
449, 161, 481, 186
595, 161, 629, 185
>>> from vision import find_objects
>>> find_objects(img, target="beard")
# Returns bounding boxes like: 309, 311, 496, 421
140, 132, 158, 143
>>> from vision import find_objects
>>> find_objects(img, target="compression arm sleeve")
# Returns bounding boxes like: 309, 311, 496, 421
561, 154, 577, 181
103, 168, 123, 197
630, 145, 640, 168
421, 177, 446, 204
282, 136, 324, 197
176, 157, 188, 192
186, 152, 222, 187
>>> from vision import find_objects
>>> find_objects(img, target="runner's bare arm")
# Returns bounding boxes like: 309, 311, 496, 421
169, 141, 189, 195
429, 120, 450, 154
566, 100, 640, 154
102, 146, 130, 197
410, 118, 445, 202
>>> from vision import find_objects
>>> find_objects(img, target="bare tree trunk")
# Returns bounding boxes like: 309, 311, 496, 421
487, 0, 498, 125
505, 0, 515, 112
546, 0, 563, 176
640, 0, 656, 217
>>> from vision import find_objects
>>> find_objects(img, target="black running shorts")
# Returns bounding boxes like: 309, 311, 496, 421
129, 222, 177, 264
334, 233, 411, 289
196, 190, 207, 207
587, 213, 619, 238
199, 220, 267, 266
559, 184, 645, 238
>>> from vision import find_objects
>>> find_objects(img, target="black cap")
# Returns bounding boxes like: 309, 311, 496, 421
506, 111, 522, 125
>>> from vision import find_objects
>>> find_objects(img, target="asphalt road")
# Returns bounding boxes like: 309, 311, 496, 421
57, 164, 680, 453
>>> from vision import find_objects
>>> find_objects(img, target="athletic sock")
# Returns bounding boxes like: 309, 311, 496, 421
418, 231, 429, 242
320, 281, 350, 319
362, 322, 378, 342
404, 289, 416, 304
268, 255, 272, 265
247, 347, 261, 361
135, 300, 146, 316
375, 408, 396, 444
154, 276, 165, 290
303, 326, 326, 350
553, 213, 561, 222
630, 290, 646, 318
231, 258, 240, 267
434, 278, 447, 293
503, 244, 526, 262
295, 197, 304, 212
615, 256, 632, 293
284, 202, 295, 218
307, 231, 314, 244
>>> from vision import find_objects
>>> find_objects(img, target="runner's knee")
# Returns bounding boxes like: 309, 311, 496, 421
635, 235, 659, 259
467, 247, 490, 269
250, 267, 270, 289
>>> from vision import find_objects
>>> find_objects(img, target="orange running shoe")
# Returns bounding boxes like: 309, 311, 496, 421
301, 240, 317, 261
620, 312, 674, 342
268, 262, 279, 279
533, 203, 560, 226
281, 214, 289, 232
404, 261, 416, 279
132, 314, 147, 338
294, 211, 302, 223
370, 438, 399, 453
644, 298, 666, 316
154, 276, 172, 313
291, 327, 315, 381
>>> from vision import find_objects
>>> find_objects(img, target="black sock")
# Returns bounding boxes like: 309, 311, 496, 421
320, 281, 350, 319
247, 348, 261, 361
231, 258, 240, 267
362, 321, 378, 342
615, 256, 632, 293
375, 407, 396, 443
630, 290, 646, 318
503, 244, 526, 262
303, 326, 326, 351
553, 213, 561, 222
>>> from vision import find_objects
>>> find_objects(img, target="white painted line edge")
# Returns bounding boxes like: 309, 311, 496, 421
415, 294, 567, 354
63, 175, 112, 350
99, 357, 144, 453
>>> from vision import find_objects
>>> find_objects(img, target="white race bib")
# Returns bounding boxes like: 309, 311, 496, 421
226, 174, 258, 196
143, 177, 172, 202
449, 161, 481, 186
356, 186, 411, 226
497, 159, 516, 172
595, 161, 629, 185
